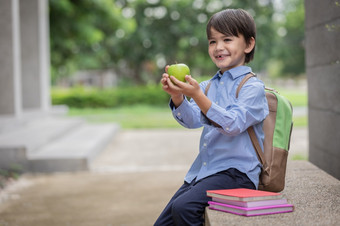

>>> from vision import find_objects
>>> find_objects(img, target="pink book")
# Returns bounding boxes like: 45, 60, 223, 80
208, 201, 294, 217
211, 197, 288, 208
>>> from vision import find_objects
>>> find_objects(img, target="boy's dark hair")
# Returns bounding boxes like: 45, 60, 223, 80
206, 9, 256, 63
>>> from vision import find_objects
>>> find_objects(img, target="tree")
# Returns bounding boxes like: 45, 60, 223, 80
50, 0, 304, 85
112, 0, 277, 84
49, 0, 135, 84
269, 0, 305, 77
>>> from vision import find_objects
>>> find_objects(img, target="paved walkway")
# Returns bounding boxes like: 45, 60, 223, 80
0, 128, 308, 226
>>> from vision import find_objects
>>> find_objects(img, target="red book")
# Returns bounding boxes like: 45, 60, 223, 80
206, 188, 283, 202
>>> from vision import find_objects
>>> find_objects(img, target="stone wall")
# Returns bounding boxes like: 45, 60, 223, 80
305, 0, 340, 179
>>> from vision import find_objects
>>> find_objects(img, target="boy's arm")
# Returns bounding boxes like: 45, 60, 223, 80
206, 80, 268, 135
168, 75, 212, 115
189, 90, 211, 115
169, 75, 268, 135
170, 97, 202, 129
161, 68, 203, 128
170, 94, 184, 108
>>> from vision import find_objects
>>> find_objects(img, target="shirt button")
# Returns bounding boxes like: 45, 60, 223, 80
203, 162, 207, 166
177, 112, 181, 116
226, 127, 229, 131
203, 143, 207, 147
220, 81, 224, 85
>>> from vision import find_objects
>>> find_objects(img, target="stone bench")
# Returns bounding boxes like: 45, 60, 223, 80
205, 160, 340, 225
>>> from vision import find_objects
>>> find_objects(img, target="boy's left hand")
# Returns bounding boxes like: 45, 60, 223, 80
169, 74, 212, 114
168, 75, 201, 98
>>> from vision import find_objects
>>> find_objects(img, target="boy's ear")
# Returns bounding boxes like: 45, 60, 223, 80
244, 37, 255, 54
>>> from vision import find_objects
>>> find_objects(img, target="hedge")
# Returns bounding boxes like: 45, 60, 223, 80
51, 85, 171, 108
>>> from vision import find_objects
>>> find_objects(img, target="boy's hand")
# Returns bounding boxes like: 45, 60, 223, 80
160, 66, 211, 113
168, 74, 212, 115
160, 66, 184, 106
161, 66, 182, 97
168, 75, 201, 99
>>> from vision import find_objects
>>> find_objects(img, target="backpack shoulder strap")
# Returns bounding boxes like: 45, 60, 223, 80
236, 73, 269, 173
204, 81, 212, 96
236, 72, 256, 98
247, 126, 269, 172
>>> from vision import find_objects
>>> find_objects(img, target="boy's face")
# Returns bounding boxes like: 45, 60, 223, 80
208, 27, 254, 73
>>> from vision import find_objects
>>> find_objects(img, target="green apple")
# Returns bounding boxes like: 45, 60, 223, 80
167, 63, 190, 82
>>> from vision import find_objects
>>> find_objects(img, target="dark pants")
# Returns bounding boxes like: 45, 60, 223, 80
154, 168, 256, 226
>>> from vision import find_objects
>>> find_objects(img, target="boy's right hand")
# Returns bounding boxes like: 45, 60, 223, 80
161, 66, 182, 97
161, 65, 184, 106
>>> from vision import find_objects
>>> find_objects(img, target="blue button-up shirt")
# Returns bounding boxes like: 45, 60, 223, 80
170, 66, 269, 188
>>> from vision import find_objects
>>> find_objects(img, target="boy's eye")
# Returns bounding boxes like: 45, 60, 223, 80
209, 40, 216, 45
224, 38, 232, 42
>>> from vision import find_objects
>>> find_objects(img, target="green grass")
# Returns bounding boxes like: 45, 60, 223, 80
68, 105, 307, 129
292, 115, 308, 127
66, 87, 308, 129
68, 105, 182, 129
279, 89, 307, 107
291, 153, 308, 160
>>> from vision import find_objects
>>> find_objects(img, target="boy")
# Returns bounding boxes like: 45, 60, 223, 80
156, 9, 268, 226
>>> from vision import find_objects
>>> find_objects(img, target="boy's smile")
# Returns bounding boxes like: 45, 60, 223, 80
208, 28, 255, 73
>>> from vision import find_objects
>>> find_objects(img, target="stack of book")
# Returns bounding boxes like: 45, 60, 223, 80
206, 188, 294, 217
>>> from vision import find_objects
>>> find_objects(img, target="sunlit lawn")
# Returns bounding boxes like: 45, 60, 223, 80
279, 90, 307, 108
68, 105, 182, 129
67, 88, 307, 129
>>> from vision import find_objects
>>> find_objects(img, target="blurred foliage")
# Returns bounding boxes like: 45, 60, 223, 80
51, 85, 170, 108
0, 165, 23, 189
49, 0, 305, 86
51, 84, 307, 109
49, 0, 136, 84
270, 0, 305, 77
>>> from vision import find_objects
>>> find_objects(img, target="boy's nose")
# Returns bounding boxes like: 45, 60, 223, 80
216, 41, 224, 50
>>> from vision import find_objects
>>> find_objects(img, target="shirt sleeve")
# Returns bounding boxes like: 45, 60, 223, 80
205, 78, 269, 135
169, 81, 211, 129
169, 97, 203, 129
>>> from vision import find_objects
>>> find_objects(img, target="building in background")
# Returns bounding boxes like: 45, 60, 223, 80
0, 0, 117, 173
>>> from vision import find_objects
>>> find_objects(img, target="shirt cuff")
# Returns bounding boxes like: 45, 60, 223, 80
169, 96, 189, 120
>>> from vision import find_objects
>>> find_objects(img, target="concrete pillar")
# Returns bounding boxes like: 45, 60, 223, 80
0, 0, 22, 117
305, 0, 340, 179
20, 0, 51, 111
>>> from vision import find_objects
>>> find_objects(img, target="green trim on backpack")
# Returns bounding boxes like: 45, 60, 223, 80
271, 91, 293, 151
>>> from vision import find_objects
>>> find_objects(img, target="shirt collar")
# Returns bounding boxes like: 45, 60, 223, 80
211, 66, 252, 81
